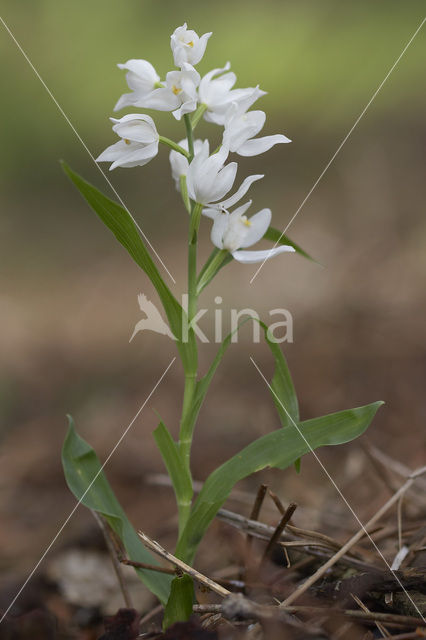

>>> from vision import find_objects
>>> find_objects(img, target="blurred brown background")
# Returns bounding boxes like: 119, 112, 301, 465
0, 0, 425, 598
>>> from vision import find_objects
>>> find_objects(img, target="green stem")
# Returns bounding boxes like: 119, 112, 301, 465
183, 114, 194, 160
179, 175, 191, 214
188, 203, 202, 314
175, 106, 201, 538
159, 136, 189, 158
179, 373, 197, 465
177, 371, 197, 533
190, 104, 207, 130
177, 201, 202, 536
174, 115, 202, 540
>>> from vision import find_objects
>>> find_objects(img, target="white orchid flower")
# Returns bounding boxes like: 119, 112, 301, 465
223, 100, 291, 156
185, 141, 236, 205
169, 138, 204, 190
114, 60, 199, 119
205, 201, 295, 263
114, 59, 161, 111
135, 63, 200, 118
199, 63, 266, 125
171, 23, 212, 67
96, 114, 159, 170
165, 63, 201, 120
185, 140, 263, 209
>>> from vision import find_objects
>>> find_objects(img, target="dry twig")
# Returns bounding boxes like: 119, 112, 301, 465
91, 511, 133, 609
262, 502, 298, 561
350, 592, 391, 637
194, 598, 426, 629
280, 467, 426, 611
137, 530, 230, 598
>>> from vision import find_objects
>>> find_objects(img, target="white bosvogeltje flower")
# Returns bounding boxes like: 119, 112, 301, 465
186, 141, 236, 205
169, 138, 204, 190
223, 99, 291, 156
114, 61, 199, 119
114, 59, 160, 111
96, 114, 159, 170
198, 63, 266, 125
165, 63, 200, 120
186, 140, 263, 208
171, 23, 212, 67
204, 201, 295, 263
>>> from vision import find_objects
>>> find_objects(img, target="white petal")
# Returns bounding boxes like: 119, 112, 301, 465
134, 87, 179, 111
240, 208, 272, 248
208, 144, 229, 173
187, 141, 216, 196
112, 114, 157, 143
191, 32, 212, 65
204, 110, 228, 125
96, 139, 127, 163
117, 59, 159, 90
109, 141, 159, 170
199, 63, 232, 102
234, 86, 267, 114
169, 150, 189, 187
224, 111, 266, 152
204, 162, 238, 203
190, 144, 228, 200
114, 92, 138, 112
210, 212, 229, 249
110, 112, 156, 126
172, 98, 198, 121
238, 134, 291, 157
228, 200, 252, 220
180, 62, 201, 87
240, 110, 266, 137
186, 140, 210, 200
231, 245, 295, 264
219, 174, 264, 209
201, 207, 217, 219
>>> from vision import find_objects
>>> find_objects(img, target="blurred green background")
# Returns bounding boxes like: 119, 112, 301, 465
1, 0, 425, 576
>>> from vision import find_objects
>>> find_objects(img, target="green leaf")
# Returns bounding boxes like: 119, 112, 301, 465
263, 326, 299, 427
176, 401, 383, 563
196, 248, 233, 294
163, 574, 194, 630
263, 226, 316, 262
62, 416, 173, 604
180, 319, 298, 452
153, 421, 192, 507
61, 162, 197, 375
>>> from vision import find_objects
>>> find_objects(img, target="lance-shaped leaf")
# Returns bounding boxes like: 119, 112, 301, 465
196, 248, 233, 294
176, 401, 383, 563
62, 417, 172, 604
61, 162, 197, 375
263, 226, 315, 262
182, 319, 298, 442
264, 328, 299, 427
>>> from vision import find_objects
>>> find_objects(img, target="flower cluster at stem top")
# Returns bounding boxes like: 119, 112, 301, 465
96, 23, 295, 264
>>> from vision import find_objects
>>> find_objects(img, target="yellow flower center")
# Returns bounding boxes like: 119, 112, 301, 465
241, 216, 251, 227
124, 139, 131, 145
187, 40, 194, 48
172, 85, 182, 95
